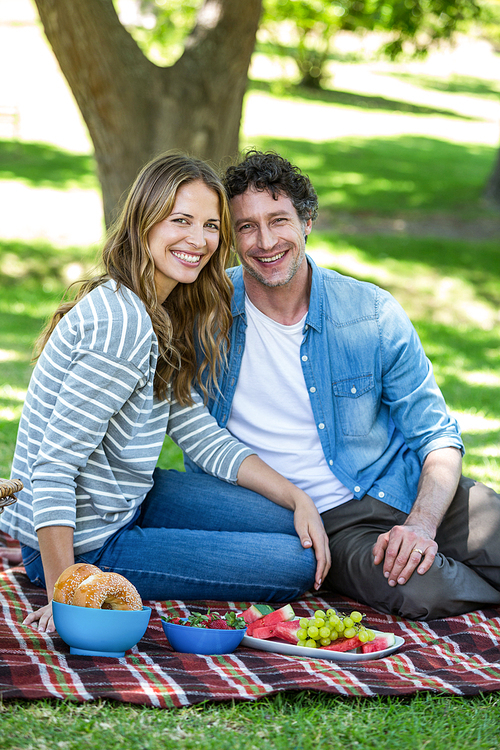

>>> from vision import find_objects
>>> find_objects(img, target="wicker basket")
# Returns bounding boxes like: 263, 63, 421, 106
0, 478, 22, 513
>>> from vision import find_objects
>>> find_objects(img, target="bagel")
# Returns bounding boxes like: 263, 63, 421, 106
52, 562, 102, 604
70, 571, 142, 611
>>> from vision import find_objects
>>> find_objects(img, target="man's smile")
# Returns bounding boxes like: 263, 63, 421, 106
255, 250, 286, 264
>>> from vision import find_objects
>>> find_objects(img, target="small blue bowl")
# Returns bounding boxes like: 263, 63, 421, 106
161, 619, 247, 654
53, 600, 151, 657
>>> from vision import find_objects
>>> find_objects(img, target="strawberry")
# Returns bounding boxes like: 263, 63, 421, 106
207, 618, 230, 629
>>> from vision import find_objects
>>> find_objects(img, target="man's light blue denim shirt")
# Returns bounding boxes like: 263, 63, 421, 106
186, 256, 464, 514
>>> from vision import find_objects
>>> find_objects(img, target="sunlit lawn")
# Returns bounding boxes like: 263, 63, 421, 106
1, 45, 500, 745
2, 134, 499, 482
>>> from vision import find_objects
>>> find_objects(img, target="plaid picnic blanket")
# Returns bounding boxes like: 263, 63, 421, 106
1, 554, 500, 706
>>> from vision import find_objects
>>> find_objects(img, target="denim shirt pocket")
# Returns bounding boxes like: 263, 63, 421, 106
332, 374, 376, 436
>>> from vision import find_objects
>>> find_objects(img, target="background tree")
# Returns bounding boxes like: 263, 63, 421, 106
260, 0, 481, 89
33, 0, 262, 226
34, 0, 499, 223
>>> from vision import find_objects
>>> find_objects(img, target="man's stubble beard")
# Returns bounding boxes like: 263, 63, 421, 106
240, 246, 305, 289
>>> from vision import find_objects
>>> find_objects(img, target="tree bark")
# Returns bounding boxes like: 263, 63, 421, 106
33, 0, 262, 225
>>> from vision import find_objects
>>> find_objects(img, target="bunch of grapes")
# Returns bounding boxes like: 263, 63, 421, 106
296, 609, 376, 648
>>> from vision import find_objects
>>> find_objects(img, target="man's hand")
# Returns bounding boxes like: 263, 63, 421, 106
372, 446, 461, 587
373, 524, 437, 586
293, 500, 331, 590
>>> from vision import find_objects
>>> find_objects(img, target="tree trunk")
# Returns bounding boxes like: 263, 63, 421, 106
483, 144, 500, 211
33, 0, 262, 226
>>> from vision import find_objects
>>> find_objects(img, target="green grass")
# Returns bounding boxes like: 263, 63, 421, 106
0, 139, 98, 190
1, 41, 500, 740
248, 134, 496, 217
249, 76, 478, 119
387, 71, 500, 100
3, 230, 499, 482
1, 692, 500, 749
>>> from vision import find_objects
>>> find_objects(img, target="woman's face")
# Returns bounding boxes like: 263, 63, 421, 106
148, 179, 221, 303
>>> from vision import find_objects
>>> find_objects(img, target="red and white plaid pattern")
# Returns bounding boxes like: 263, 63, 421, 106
1, 555, 499, 706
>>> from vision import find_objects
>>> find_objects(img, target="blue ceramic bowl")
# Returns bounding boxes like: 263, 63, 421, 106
53, 600, 151, 657
161, 619, 247, 655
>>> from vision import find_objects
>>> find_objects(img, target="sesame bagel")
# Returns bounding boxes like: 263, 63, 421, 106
70, 572, 142, 611
52, 562, 102, 605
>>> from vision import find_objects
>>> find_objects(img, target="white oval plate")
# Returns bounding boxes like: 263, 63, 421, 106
241, 630, 404, 662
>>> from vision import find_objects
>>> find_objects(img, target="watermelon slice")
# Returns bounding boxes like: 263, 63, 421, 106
271, 619, 304, 644
246, 603, 295, 636
241, 603, 274, 625
322, 636, 364, 652
360, 633, 396, 654
250, 625, 277, 639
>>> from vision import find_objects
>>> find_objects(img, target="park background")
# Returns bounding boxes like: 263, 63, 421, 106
1, 0, 500, 746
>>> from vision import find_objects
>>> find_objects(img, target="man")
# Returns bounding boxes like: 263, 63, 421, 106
186, 150, 500, 620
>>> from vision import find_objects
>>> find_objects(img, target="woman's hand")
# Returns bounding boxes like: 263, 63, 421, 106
23, 601, 55, 633
236, 454, 331, 590
0, 546, 22, 565
292, 496, 331, 590
28, 525, 75, 634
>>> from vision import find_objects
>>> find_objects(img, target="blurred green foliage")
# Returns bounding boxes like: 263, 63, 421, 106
120, 0, 483, 88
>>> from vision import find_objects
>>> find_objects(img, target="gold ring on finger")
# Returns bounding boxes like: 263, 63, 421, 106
413, 548, 424, 556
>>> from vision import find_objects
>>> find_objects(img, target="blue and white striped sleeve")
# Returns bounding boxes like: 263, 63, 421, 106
167, 390, 255, 484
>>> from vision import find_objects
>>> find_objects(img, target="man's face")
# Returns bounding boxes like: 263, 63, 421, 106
230, 187, 312, 288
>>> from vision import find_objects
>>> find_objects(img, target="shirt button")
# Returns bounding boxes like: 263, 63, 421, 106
378, 491, 385, 498
309, 386, 316, 393
318, 423, 325, 430
354, 486, 361, 492
351, 386, 357, 394
302, 355, 308, 362
329, 460, 333, 466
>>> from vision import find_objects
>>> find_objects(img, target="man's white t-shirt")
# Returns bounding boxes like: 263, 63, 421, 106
226, 295, 353, 514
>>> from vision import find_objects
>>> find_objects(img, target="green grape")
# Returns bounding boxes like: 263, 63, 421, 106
344, 627, 356, 639
314, 610, 326, 619
319, 626, 330, 639
297, 628, 308, 640
319, 637, 331, 646
343, 616, 354, 629
305, 638, 317, 648
328, 615, 340, 627
326, 609, 336, 617
329, 630, 339, 641
351, 610, 363, 623
335, 621, 345, 633
307, 625, 319, 639
299, 618, 310, 628
358, 629, 369, 643
367, 629, 376, 641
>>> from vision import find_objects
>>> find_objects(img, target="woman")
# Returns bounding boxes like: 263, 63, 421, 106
0, 153, 330, 632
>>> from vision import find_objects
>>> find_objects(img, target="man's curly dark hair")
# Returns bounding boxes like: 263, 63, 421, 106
223, 150, 318, 224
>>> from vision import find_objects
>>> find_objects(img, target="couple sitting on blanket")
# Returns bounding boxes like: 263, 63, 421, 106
2, 150, 500, 634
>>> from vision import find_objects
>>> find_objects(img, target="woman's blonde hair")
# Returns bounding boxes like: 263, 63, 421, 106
36, 152, 234, 405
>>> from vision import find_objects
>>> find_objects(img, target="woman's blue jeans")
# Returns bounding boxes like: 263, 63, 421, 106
22, 468, 316, 602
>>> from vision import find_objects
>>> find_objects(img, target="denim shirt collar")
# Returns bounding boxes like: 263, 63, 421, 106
230, 254, 323, 332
